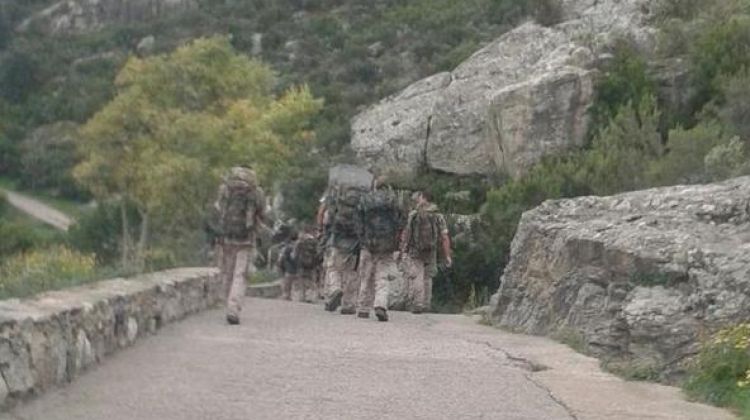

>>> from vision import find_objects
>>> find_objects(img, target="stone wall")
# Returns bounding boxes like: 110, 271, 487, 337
0, 267, 221, 409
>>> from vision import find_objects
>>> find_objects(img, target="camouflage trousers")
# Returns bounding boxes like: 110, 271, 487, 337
220, 243, 256, 318
357, 249, 398, 314
280, 269, 317, 302
324, 247, 360, 312
404, 254, 437, 312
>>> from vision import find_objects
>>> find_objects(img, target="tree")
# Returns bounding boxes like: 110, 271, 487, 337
75, 36, 322, 269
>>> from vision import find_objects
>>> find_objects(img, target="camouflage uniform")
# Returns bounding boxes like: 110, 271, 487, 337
401, 202, 449, 313
215, 167, 265, 324
356, 189, 404, 320
278, 241, 297, 301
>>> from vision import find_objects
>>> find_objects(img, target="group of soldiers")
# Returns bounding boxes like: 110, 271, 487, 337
212, 165, 452, 325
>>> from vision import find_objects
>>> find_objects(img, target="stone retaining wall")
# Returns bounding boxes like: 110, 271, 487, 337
0, 267, 221, 409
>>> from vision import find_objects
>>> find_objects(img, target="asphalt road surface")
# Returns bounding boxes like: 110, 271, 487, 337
3, 298, 733, 420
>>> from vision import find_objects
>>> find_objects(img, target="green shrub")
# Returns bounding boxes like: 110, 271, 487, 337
67, 202, 124, 265
647, 122, 728, 186
684, 323, 750, 417
705, 137, 750, 181
589, 42, 657, 137
690, 15, 750, 112
718, 71, 750, 142
0, 246, 96, 299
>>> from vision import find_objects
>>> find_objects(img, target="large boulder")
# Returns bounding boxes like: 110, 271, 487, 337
351, 0, 658, 178
18, 0, 197, 35
490, 176, 750, 380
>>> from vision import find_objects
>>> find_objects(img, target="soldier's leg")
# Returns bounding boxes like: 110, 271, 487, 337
324, 249, 344, 311
226, 246, 250, 323
280, 274, 292, 300
341, 266, 360, 315
291, 273, 304, 302
424, 260, 438, 313
221, 245, 237, 301
302, 270, 316, 303
410, 257, 427, 313
373, 254, 396, 310
356, 249, 375, 317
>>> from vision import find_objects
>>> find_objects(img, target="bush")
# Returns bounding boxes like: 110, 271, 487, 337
0, 246, 96, 299
690, 15, 750, 112
589, 42, 657, 137
684, 323, 750, 417
718, 71, 750, 142
647, 122, 728, 185
583, 96, 664, 195
705, 137, 750, 181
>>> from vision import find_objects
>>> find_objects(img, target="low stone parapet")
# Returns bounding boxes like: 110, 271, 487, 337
0, 267, 221, 409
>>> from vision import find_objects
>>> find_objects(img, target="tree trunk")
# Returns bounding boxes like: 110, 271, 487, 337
120, 200, 131, 268
135, 210, 150, 272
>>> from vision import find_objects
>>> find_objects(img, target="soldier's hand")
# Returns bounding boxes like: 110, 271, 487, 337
445, 256, 453, 268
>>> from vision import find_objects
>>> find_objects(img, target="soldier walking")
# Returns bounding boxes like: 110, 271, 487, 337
399, 191, 452, 314
324, 184, 367, 314
357, 183, 404, 321
214, 166, 266, 325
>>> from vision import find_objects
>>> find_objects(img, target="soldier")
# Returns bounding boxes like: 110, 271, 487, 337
214, 166, 266, 325
399, 191, 452, 314
325, 184, 368, 314
356, 181, 404, 321
293, 226, 321, 302
278, 228, 299, 301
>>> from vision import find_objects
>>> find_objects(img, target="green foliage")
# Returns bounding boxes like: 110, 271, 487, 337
18, 122, 84, 198
75, 36, 321, 267
705, 137, 750, 181
0, 246, 96, 299
603, 359, 661, 381
552, 327, 588, 354
684, 323, 750, 417
718, 70, 750, 142
589, 43, 657, 137
647, 122, 728, 186
689, 14, 750, 112
583, 96, 664, 195
67, 202, 125, 265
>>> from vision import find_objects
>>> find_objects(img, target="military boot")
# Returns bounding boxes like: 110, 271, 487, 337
375, 307, 388, 322
340, 307, 356, 315
325, 290, 343, 312
357, 311, 370, 319
226, 314, 240, 325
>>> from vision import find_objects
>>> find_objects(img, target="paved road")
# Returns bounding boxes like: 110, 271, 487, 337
2, 189, 74, 231
3, 299, 733, 420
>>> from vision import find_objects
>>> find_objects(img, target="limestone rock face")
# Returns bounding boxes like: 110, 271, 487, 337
351, 0, 657, 178
18, 0, 197, 34
490, 177, 750, 379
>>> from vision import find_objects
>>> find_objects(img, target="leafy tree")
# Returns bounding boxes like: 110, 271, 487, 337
705, 137, 750, 181
75, 37, 322, 269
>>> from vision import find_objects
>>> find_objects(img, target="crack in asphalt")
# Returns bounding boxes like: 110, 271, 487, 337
472, 340, 579, 420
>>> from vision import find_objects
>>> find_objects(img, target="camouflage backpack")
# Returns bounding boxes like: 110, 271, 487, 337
362, 190, 402, 254
219, 171, 259, 241
331, 187, 365, 240
294, 235, 319, 270
410, 208, 438, 255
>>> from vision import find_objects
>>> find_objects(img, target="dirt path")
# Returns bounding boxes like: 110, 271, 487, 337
2, 189, 75, 231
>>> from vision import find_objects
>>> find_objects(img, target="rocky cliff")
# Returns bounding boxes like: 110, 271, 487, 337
489, 176, 750, 380
351, 0, 658, 178
18, 0, 197, 34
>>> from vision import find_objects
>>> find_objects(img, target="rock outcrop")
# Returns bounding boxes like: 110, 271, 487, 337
18, 0, 197, 34
490, 177, 750, 380
0, 268, 221, 408
351, 0, 658, 178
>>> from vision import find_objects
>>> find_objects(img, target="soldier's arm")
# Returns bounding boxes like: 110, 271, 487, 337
399, 211, 415, 253
438, 214, 452, 266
